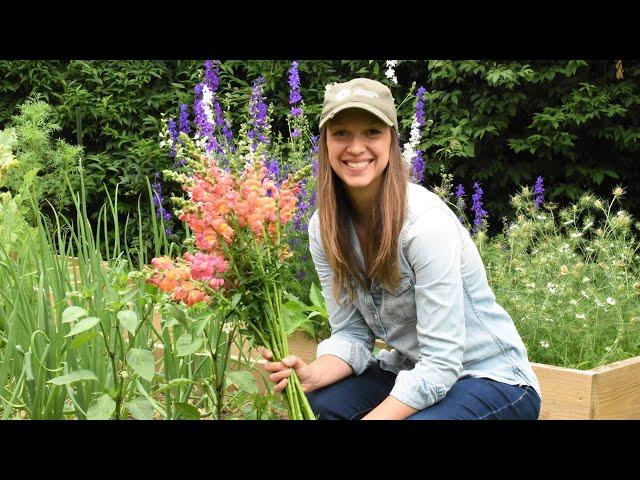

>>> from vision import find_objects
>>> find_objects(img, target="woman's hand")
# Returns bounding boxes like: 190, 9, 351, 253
261, 349, 317, 393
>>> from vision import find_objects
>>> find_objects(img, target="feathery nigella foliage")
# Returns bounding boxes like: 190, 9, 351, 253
534, 176, 545, 208
471, 181, 488, 234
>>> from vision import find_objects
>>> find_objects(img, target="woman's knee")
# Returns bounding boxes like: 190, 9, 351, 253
305, 388, 345, 420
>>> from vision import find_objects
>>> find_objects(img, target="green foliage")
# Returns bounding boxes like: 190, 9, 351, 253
420, 60, 640, 231
477, 185, 640, 369
2, 59, 639, 247
0, 96, 83, 219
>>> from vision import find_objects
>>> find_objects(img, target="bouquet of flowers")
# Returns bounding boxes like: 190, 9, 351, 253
148, 140, 315, 420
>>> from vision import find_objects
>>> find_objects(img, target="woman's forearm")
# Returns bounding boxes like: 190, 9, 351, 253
306, 354, 354, 392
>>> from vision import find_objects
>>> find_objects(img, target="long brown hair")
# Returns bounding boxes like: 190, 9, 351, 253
317, 126, 408, 303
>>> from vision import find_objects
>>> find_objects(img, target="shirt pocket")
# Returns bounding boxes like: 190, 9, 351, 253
384, 277, 416, 324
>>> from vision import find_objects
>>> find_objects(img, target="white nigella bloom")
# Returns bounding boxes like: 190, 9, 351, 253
402, 116, 421, 169
569, 299, 578, 306
546, 282, 557, 294
385, 60, 398, 84
606, 297, 617, 305
539, 340, 550, 349
576, 313, 586, 319
222, 322, 233, 335
582, 276, 590, 283
581, 290, 590, 299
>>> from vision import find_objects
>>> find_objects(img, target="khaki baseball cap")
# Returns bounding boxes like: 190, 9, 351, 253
319, 78, 398, 132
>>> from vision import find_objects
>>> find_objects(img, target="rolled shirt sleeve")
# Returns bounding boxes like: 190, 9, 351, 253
308, 212, 377, 375
390, 208, 466, 410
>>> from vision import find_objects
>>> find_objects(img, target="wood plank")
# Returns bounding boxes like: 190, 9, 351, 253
591, 356, 640, 419
531, 363, 594, 420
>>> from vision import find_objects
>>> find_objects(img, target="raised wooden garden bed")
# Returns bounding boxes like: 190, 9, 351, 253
231, 336, 640, 420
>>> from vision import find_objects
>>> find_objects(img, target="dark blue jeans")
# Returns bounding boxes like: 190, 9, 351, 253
305, 361, 541, 420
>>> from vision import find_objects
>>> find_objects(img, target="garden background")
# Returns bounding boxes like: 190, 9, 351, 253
0, 59, 638, 419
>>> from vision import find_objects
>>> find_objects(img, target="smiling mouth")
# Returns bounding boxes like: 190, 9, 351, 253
343, 159, 373, 169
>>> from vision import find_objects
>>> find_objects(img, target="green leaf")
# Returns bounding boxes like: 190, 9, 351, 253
70, 331, 100, 348
64, 316, 101, 337
117, 310, 139, 334
283, 300, 308, 314
309, 283, 324, 310
62, 306, 87, 323
226, 371, 258, 394
154, 377, 194, 394
126, 348, 155, 381
87, 394, 116, 420
231, 292, 242, 309
174, 402, 201, 420
125, 397, 154, 420
48, 370, 98, 385
176, 334, 204, 357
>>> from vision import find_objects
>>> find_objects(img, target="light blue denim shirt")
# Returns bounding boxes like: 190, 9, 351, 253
308, 182, 542, 411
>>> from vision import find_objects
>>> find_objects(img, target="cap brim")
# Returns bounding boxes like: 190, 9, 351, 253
319, 102, 395, 129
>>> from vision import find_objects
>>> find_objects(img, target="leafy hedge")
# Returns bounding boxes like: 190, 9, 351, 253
1, 59, 638, 239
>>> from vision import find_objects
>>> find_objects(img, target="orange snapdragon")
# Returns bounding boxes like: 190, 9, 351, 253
147, 156, 304, 308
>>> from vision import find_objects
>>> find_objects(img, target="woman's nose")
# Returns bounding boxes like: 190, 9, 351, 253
346, 139, 366, 155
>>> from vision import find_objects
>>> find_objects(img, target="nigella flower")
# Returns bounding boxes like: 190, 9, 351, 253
152, 172, 172, 235
248, 76, 270, 153
292, 128, 301, 138
288, 61, 302, 117
311, 135, 319, 154
534, 175, 545, 208
471, 181, 488, 234
455, 184, 465, 199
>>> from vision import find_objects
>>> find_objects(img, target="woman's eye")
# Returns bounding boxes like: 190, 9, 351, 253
332, 130, 348, 136
367, 129, 382, 135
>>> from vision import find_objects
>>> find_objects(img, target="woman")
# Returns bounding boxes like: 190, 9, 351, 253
262, 78, 542, 420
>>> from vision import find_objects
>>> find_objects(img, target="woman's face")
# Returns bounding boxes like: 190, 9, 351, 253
325, 108, 392, 197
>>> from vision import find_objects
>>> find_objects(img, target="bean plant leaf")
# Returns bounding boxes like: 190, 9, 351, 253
126, 348, 155, 381
65, 317, 101, 337
70, 331, 101, 348
176, 334, 204, 357
87, 394, 116, 420
174, 402, 201, 420
118, 310, 139, 334
48, 370, 98, 385
125, 397, 154, 420
282, 306, 314, 336
309, 283, 326, 314
225, 371, 258, 394
62, 306, 87, 323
